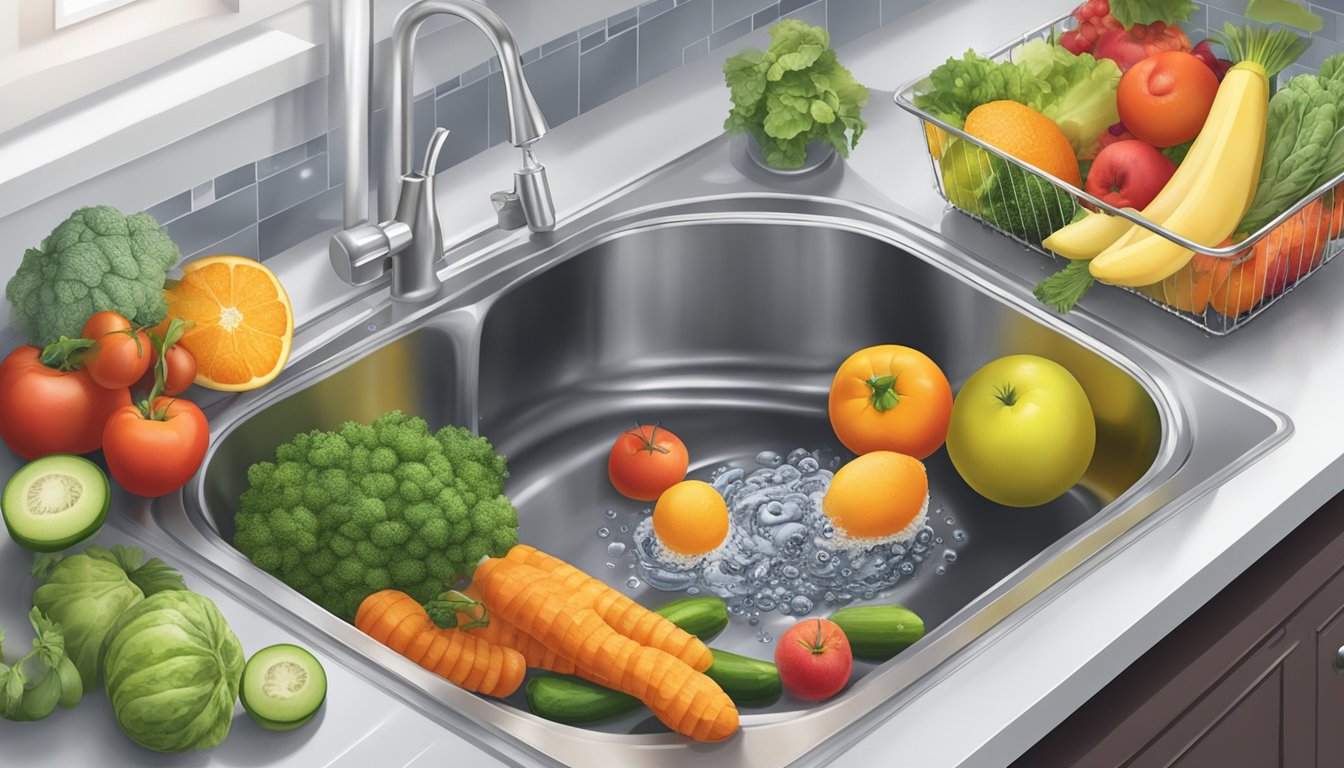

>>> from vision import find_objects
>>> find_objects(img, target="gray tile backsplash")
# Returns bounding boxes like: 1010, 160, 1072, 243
144, 0, 936, 264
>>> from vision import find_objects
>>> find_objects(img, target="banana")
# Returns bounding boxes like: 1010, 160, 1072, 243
1090, 64, 1269, 287
1043, 209, 1141, 260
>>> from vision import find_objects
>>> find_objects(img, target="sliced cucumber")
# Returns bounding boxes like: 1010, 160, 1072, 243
240, 644, 327, 731
2, 455, 109, 553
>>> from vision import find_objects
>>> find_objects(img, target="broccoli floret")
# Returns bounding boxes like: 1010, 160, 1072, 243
4, 206, 181, 347
234, 410, 518, 623
978, 158, 1079, 244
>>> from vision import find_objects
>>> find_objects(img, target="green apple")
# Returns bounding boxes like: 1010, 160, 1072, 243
946, 354, 1096, 507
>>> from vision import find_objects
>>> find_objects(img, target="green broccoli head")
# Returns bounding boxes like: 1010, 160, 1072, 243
6, 205, 180, 347
234, 410, 518, 623
978, 158, 1079, 244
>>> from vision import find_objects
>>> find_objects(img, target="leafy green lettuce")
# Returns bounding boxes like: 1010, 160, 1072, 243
912, 40, 1121, 159
724, 20, 869, 169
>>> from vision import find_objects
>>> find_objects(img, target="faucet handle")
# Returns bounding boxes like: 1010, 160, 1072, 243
418, 127, 450, 178
491, 190, 528, 231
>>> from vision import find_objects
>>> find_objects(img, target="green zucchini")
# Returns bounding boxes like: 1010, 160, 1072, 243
702, 649, 781, 708
829, 605, 925, 660
654, 596, 728, 641
526, 676, 639, 726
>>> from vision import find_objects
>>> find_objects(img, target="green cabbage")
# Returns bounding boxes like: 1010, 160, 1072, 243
913, 40, 1121, 158
31, 551, 144, 693
103, 590, 243, 753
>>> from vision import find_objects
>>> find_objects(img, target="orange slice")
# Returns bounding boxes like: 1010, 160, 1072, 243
162, 255, 294, 391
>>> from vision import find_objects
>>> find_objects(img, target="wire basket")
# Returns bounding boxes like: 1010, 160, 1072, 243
893, 3, 1344, 335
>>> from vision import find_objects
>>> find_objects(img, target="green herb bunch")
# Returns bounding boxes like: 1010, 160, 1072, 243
723, 20, 869, 169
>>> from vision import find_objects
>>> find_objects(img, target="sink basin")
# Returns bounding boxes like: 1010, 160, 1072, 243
154, 139, 1287, 767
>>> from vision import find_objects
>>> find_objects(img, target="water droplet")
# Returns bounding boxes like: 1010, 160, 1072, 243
943, 549, 958, 563
607, 542, 627, 558
606, 562, 615, 569
953, 529, 967, 543
798, 457, 819, 474
916, 528, 934, 545
367, 322, 378, 331
757, 629, 773, 643
619, 525, 629, 534
597, 527, 610, 538
625, 577, 640, 589
935, 536, 944, 545
755, 450, 783, 467
748, 615, 760, 625
899, 562, 915, 576
687, 586, 700, 595
935, 565, 947, 575
789, 595, 814, 613
605, 509, 617, 519
944, 516, 955, 525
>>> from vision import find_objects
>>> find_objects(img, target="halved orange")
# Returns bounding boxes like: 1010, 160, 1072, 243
161, 255, 293, 391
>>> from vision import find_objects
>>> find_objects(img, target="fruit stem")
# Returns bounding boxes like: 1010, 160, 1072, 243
866, 374, 900, 412
995, 383, 1019, 407
628, 423, 671, 455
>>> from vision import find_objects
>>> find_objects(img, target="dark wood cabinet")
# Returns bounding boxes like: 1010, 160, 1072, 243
1014, 493, 1344, 767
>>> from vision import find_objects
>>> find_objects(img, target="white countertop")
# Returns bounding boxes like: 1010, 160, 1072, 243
5, 1, 1342, 765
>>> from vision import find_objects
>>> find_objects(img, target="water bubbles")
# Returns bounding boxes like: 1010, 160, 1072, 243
606, 562, 616, 569
629, 446, 951, 618
367, 322, 378, 331
619, 525, 629, 534
935, 565, 947, 575
944, 516, 955, 525
625, 577, 641, 589
755, 450, 783, 467
597, 527, 610, 539
605, 509, 618, 519
952, 529, 967, 543
943, 549, 958, 563
935, 536, 944, 545
756, 629, 774, 643
607, 542, 627, 558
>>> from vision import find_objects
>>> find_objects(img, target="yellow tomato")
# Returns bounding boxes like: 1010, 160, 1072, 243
827, 345, 953, 459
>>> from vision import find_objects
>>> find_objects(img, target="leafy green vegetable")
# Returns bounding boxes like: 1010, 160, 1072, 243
29, 544, 190, 692
0, 607, 84, 722
913, 41, 1120, 158
1034, 259, 1097, 314
979, 158, 1080, 243
5, 206, 180, 348
1107, 0, 1197, 28
723, 20, 869, 169
234, 410, 518, 623
103, 590, 243, 753
1244, 0, 1323, 33
1238, 51, 1344, 234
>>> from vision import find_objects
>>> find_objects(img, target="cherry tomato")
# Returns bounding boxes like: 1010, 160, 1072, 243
1117, 51, 1219, 148
81, 311, 152, 390
607, 424, 690, 501
103, 397, 209, 497
135, 345, 198, 397
0, 346, 131, 459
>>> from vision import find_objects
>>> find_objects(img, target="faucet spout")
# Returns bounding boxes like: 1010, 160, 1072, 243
382, 0, 548, 221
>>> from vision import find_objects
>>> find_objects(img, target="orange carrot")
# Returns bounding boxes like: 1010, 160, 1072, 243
504, 545, 713, 672
474, 556, 738, 742
355, 590, 526, 698
461, 584, 579, 673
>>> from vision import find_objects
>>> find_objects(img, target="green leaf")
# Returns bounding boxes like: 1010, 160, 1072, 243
1245, 0, 1324, 33
763, 93, 813, 139
37, 336, 94, 372
84, 544, 187, 596
1034, 260, 1096, 314
724, 49, 768, 110
30, 552, 64, 581
1107, 0, 1196, 27
810, 100, 836, 124
767, 45, 825, 80
28, 609, 65, 669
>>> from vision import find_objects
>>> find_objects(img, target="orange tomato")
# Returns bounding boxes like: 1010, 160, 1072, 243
827, 345, 952, 459
607, 424, 689, 501
1117, 51, 1219, 148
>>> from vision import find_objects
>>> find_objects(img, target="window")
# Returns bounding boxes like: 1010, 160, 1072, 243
54, 0, 140, 29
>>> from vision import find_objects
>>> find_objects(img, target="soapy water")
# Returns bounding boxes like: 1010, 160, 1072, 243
615, 446, 964, 619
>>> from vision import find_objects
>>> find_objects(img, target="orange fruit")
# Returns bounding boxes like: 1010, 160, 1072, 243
653, 480, 730, 557
161, 255, 294, 391
963, 100, 1082, 188
822, 451, 929, 540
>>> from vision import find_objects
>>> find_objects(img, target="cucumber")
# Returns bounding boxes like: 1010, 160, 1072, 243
829, 605, 925, 660
526, 676, 640, 726
240, 644, 327, 731
654, 596, 728, 641
1, 455, 108, 553
702, 648, 781, 708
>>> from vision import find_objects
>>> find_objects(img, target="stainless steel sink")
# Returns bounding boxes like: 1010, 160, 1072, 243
153, 138, 1288, 767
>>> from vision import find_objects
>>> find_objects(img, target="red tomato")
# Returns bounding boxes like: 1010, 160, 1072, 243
0, 346, 131, 459
135, 345, 198, 397
81, 311, 152, 390
1117, 51, 1219, 147
774, 619, 853, 702
103, 397, 209, 497
607, 424, 690, 501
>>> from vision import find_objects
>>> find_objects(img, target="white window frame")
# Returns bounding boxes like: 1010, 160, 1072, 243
53, 0, 139, 29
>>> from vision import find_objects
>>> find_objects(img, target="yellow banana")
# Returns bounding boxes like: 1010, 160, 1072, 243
1043, 209, 1141, 260
1090, 63, 1268, 286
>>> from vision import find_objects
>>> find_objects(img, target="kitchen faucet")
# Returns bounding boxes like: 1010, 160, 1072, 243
329, 0, 556, 302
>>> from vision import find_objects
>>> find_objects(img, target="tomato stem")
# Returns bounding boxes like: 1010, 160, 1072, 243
137, 318, 190, 420
628, 423, 671, 455
811, 618, 825, 654
866, 374, 900, 412
995, 383, 1019, 407
38, 337, 94, 372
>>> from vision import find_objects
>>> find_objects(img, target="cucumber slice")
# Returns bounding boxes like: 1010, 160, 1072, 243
2, 455, 109, 553
240, 644, 326, 731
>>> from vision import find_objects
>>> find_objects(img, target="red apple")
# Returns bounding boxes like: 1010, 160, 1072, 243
774, 618, 853, 701
1085, 140, 1177, 211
